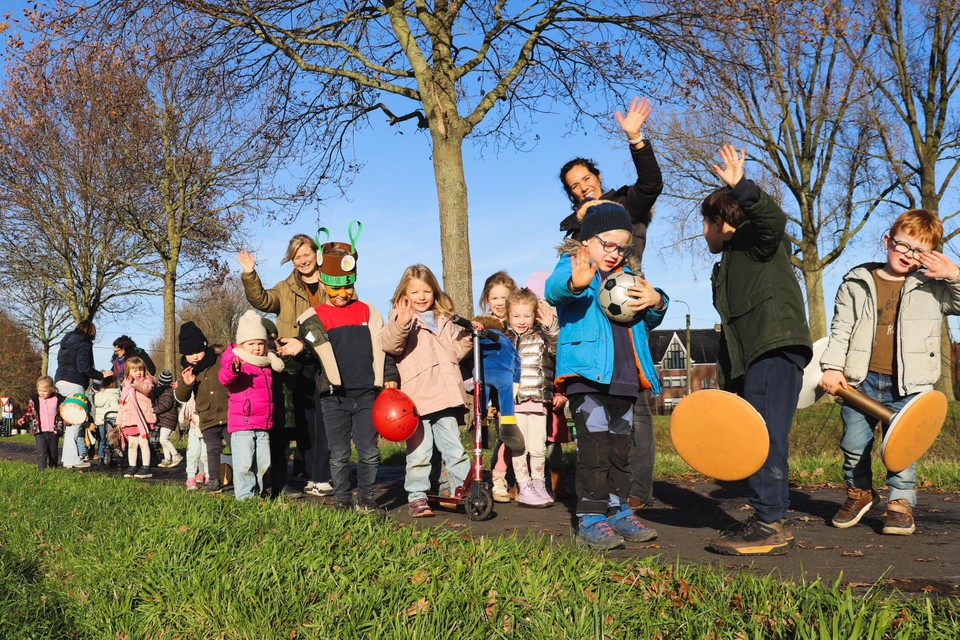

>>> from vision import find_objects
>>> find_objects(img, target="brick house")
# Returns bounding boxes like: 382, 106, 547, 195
648, 327, 722, 413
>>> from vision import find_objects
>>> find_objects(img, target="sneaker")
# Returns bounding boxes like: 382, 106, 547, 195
196, 472, 207, 485
123, 467, 139, 478
517, 481, 552, 508
158, 459, 173, 468
492, 474, 510, 503
170, 454, 183, 467
334, 499, 354, 510
72, 461, 91, 469
134, 469, 153, 479
627, 495, 653, 511
305, 482, 333, 497
203, 481, 223, 494
832, 487, 879, 528
708, 515, 793, 556
185, 477, 198, 491
578, 514, 625, 550
356, 496, 383, 513
532, 478, 555, 507
882, 500, 916, 535
408, 498, 434, 518
607, 506, 658, 542
281, 485, 304, 499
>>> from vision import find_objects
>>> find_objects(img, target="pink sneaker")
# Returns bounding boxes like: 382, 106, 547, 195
195, 472, 207, 485
532, 478, 555, 507
517, 481, 552, 508
185, 477, 198, 491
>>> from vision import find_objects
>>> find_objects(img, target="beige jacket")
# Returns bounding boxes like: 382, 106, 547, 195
379, 312, 472, 416
821, 263, 960, 395
241, 269, 315, 339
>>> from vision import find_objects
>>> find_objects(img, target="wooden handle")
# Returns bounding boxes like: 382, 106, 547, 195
835, 386, 895, 423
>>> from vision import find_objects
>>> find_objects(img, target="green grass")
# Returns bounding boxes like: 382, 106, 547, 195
0, 461, 958, 639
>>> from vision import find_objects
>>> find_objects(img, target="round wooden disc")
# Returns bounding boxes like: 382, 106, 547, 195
59, 404, 88, 426
797, 337, 829, 409
669, 389, 769, 481
881, 390, 947, 473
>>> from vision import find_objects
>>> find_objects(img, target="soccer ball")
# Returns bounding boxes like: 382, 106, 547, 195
598, 272, 641, 323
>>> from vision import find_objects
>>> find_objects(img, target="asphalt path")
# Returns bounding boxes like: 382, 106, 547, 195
3, 439, 958, 595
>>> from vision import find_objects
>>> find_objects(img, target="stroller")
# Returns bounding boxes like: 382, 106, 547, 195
102, 411, 121, 466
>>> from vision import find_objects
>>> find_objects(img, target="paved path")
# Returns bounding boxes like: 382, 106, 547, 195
3, 440, 958, 595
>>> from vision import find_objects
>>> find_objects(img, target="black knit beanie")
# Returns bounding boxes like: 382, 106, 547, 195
577, 200, 632, 240
178, 321, 208, 355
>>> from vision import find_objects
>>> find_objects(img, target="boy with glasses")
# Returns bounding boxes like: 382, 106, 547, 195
545, 199, 668, 549
820, 209, 960, 535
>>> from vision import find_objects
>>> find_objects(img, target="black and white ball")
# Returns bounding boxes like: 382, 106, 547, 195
598, 272, 641, 323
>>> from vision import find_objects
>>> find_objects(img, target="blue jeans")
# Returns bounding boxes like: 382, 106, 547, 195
230, 430, 271, 500
405, 409, 469, 502
840, 371, 916, 505
321, 391, 380, 502
743, 352, 803, 523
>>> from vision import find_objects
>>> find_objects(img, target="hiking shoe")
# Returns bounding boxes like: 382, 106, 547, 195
627, 495, 653, 511
123, 467, 139, 478
185, 477, 198, 491
517, 481, 552, 508
607, 506, 658, 543
356, 496, 384, 514
203, 481, 223, 494
882, 500, 916, 535
408, 498, 434, 518
492, 474, 510, 503
708, 516, 794, 556
531, 478, 555, 507
578, 514, 625, 550
832, 487, 879, 528
134, 469, 153, 479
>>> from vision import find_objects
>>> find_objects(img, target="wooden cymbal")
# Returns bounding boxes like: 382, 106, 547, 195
881, 390, 947, 473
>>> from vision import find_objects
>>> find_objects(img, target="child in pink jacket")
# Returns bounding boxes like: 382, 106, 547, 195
219, 310, 285, 500
119, 357, 156, 479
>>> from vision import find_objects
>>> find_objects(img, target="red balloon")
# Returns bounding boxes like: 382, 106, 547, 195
372, 388, 420, 442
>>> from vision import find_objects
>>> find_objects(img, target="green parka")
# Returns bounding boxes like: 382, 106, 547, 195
711, 179, 812, 389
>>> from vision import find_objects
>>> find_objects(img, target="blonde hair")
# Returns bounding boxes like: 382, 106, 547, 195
390, 264, 456, 317
124, 357, 150, 381
36, 376, 55, 392
506, 287, 539, 315
478, 271, 517, 313
281, 234, 319, 265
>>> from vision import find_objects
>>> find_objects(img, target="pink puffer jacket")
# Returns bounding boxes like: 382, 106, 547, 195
218, 345, 284, 433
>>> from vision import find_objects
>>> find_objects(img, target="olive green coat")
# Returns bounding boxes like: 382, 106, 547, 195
241, 270, 315, 340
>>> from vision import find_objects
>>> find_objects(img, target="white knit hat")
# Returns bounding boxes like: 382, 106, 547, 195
236, 310, 267, 345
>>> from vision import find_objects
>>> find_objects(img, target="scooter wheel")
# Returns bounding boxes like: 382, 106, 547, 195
465, 483, 494, 521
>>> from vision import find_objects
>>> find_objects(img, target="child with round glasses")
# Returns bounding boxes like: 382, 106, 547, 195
820, 208, 960, 535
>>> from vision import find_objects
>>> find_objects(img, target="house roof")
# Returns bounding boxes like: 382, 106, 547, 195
648, 328, 721, 365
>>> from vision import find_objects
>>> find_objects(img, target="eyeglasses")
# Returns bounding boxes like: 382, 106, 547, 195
595, 238, 632, 256
888, 237, 928, 259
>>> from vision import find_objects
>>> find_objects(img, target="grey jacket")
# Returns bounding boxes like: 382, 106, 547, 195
506, 321, 559, 405
820, 262, 960, 395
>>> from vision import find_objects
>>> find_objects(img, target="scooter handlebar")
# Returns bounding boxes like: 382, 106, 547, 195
450, 314, 500, 342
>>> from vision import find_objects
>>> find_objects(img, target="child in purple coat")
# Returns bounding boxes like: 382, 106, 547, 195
219, 310, 285, 500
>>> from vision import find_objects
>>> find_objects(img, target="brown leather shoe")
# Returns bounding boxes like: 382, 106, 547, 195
882, 499, 915, 535
832, 487, 879, 529
627, 495, 653, 511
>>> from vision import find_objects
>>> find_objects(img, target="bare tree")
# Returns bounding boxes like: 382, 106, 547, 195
2, 275, 73, 375
63, 1, 680, 314
655, 0, 896, 339
0, 41, 156, 323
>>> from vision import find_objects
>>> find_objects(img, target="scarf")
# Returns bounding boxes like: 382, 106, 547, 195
233, 346, 285, 372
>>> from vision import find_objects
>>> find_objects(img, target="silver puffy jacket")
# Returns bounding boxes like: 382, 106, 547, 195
506, 321, 559, 404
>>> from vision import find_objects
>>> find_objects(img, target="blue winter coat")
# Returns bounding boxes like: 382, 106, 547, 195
55, 329, 103, 389
544, 255, 667, 395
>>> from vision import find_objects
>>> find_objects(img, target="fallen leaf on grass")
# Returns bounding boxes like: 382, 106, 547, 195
841, 550, 864, 557
584, 588, 597, 602
342, 531, 351, 542
920, 480, 934, 488
404, 597, 429, 617
409, 569, 430, 586
176, 525, 190, 534
445, 522, 466, 529
485, 590, 498, 618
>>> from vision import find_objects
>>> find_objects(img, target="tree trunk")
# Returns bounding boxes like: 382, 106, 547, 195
41, 346, 50, 378
430, 129, 474, 317
802, 262, 827, 341
163, 270, 178, 372
937, 318, 956, 400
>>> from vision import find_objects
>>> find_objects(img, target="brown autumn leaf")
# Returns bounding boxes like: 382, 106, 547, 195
485, 589, 498, 618
502, 614, 513, 633
342, 531, 351, 542
176, 525, 190, 534
405, 597, 429, 616
920, 480, 934, 488
410, 569, 430, 586
584, 588, 597, 602
915, 557, 937, 563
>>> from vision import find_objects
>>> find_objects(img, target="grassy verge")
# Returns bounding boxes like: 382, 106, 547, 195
0, 462, 958, 638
